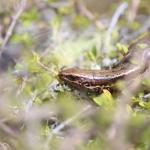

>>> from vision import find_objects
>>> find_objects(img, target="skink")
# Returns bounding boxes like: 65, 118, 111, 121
59, 33, 150, 93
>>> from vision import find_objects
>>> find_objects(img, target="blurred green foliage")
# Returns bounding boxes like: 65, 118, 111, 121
0, 0, 150, 150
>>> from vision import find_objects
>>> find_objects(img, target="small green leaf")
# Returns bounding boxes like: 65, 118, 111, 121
116, 43, 129, 54
127, 104, 133, 113
50, 15, 62, 30
35, 97, 42, 105
138, 43, 148, 49
103, 89, 113, 101
93, 89, 114, 107
73, 15, 90, 27
139, 101, 145, 107
58, 6, 72, 15
21, 7, 39, 22
33, 52, 40, 62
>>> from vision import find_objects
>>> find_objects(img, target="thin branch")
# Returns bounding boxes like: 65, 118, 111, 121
127, 0, 141, 22
1, 0, 27, 50
0, 121, 18, 138
143, 93, 150, 99
104, 2, 128, 53
106, 49, 147, 150
121, 17, 150, 42
107, 78, 142, 150
44, 105, 92, 150
75, 0, 104, 30
108, 2, 128, 35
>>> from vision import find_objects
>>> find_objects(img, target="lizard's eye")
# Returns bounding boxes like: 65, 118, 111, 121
67, 75, 79, 81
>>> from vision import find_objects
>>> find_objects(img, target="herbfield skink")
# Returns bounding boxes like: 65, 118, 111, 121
59, 33, 150, 93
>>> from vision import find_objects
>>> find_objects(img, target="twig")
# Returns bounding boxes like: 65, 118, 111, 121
1, 0, 27, 50
37, 61, 52, 72
16, 76, 27, 96
107, 78, 142, 150
44, 105, 92, 150
0, 121, 18, 138
26, 93, 37, 111
75, 0, 104, 30
106, 36, 150, 149
108, 2, 128, 35
143, 93, 150, 99
127, 0, 141, 22
104, 2, 128, 53
106, 53, 146, 150
121, 17, 150, 42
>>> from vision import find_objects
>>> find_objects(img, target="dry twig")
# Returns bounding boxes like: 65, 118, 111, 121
127, 0, 141, 22
1, 0, 27, 50
44, 105, 92, 150
104, 2, 128, 53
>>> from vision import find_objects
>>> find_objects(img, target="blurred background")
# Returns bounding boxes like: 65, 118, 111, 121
0, 0, 150, 150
